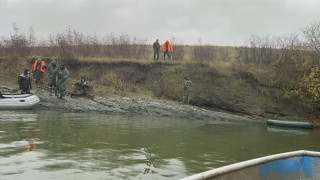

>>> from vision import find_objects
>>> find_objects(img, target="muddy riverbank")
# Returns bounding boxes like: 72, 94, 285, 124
0, 82, 261, 123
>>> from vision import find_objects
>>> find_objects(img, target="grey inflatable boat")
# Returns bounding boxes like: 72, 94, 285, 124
0, 94, 40, 110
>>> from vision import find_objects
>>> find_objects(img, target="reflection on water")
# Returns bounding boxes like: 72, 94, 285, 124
0, 111, 320, 179
267, 126, 312, 135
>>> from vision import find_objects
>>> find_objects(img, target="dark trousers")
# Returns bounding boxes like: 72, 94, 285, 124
21, 88, 31, 94
154, 51, 159, 60
164, 52, 171, 60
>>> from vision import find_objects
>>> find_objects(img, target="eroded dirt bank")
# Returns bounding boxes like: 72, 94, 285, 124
0, 82, 261, 123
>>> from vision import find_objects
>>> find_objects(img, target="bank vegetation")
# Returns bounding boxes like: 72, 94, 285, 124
1, 22, 320, 123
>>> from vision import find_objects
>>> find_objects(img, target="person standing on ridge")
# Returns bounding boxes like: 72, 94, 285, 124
18, 69, 32, 94
56, 65, 69, 100
153, 39, 160, 61
47, 59, 59, 96
162, 40, 173, 60
182, 77, 192, 104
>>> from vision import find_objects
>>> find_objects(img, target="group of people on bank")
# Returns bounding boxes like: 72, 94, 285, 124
153, 39, 173, 61
17, 55, 192, 104
18, 58, 90, 100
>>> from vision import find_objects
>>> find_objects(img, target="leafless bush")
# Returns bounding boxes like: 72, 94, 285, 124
170, 37, 184, 60
303, 22, 320, 54
56, 32, 74, 60
218, 48, 231, 61
192, 39, 214, 64
302, 21, 320, 63
236, 35, 278, 65
2, 24, 35, 57
0, 38, 5, 57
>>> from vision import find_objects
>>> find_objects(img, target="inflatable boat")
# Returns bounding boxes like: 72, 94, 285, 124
0, 94, 40, 110
181, 150, 320, 180
267, 119, 314, 129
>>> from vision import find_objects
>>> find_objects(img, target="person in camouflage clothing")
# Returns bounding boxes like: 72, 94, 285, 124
56, 65, 69, 100
47, 59, 59, 96
71, 76, 90, 97
183, 77, 192, 104
153, 39, 160, 61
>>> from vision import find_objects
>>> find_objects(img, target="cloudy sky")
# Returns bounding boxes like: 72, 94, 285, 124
0, 0, 320, 46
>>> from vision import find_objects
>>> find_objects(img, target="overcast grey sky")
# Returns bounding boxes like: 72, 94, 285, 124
0, 0, 320, 46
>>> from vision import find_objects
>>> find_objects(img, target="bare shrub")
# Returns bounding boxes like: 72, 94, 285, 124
237, 35, 277, 65
170, 37, 184, 61
218, 48, 231, 61
2, 24, 35, 57
192, 39, 214, 64
303, 22, 320, 56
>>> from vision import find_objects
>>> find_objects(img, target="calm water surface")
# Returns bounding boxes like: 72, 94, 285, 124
0, 111, 319, 180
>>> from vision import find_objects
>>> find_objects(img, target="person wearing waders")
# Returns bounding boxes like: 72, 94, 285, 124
183, 77, 192, 104
153, 39, 160, 61
162, 40, 173, 60
56, 65, 69, 100
47, 59, 59, 96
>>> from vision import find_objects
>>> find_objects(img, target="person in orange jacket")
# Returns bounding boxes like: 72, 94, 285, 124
162, 40, 173, 60
31, 58, 46, 84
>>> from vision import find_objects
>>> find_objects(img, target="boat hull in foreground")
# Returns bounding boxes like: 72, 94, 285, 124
181, 150, 320, 180
0, 94, 40, 110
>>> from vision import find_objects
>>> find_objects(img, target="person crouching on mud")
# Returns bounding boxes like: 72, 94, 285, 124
18, 69, 32, 94
56, 65, 69, 100
71, 76, 90, 97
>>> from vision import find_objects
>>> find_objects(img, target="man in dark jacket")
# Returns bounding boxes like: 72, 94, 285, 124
18, 69, 32, 94
153, 39, 160, 61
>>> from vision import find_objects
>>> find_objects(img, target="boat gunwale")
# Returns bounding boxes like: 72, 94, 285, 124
180, 150, 320, 180
0, 94, 40, 110
267, 119, 314, 129
1, 94, 34, 99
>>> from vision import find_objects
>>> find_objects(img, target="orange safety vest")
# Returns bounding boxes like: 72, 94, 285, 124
162, 41, 173, 52
33, 61, 46, 73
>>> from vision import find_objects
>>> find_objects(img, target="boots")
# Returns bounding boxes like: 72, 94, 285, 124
49, 87, 52, 96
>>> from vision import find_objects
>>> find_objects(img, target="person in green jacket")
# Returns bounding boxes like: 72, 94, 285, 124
47, 59, 59, 96
153, 39, 160, 61
56, 65, 69, 100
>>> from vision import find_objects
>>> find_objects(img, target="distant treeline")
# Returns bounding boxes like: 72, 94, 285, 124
1, 22, 320, 64
0, 24, 233, 62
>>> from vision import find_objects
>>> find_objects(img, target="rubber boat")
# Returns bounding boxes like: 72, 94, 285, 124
267, 119, 314, 129
181, 150, 320, 180
0, 94, 40, 110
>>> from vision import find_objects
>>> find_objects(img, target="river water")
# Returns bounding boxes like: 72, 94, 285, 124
0, 111, 319, 180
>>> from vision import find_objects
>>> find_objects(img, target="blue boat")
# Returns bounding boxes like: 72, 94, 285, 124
181, 150, 320, 180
